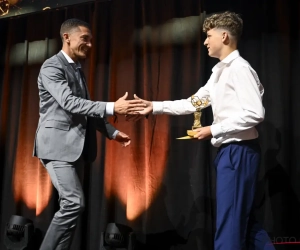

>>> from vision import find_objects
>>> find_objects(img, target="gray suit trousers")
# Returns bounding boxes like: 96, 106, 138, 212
39, 158, 85, 250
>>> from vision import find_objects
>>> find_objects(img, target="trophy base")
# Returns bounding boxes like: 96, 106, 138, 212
187, 130, 197, 136
176, 130, 198, 140
176, 135, 194, 140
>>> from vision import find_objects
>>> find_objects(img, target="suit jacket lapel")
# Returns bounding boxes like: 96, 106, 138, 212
56, 52, 90, 100
56, 51, 78, 85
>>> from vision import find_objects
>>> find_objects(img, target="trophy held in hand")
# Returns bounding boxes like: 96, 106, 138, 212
177, 95, 210, 139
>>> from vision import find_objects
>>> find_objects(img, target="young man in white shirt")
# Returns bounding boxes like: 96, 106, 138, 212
132, 11, 275, 250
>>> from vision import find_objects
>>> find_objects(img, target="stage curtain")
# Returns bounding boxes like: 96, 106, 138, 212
0, 0, 299, 249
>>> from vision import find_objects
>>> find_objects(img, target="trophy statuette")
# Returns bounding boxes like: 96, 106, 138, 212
177, 95, 210, 139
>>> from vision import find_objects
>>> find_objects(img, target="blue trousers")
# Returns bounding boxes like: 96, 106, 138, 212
214, 140, 275, 250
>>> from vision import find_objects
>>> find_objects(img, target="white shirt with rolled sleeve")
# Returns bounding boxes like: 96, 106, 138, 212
152, 50, 265, 147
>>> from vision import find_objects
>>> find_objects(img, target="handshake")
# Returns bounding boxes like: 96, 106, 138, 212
113, 92, 152, 120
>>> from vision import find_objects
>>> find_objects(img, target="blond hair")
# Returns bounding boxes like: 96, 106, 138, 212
203, 11, 243, 40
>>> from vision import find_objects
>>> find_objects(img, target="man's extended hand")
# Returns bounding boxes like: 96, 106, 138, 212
134, 94, 153, 115
193, 126, 212, 140
125, 94, 153, 121
114, 92, 146, 115
115, 131, 131, 147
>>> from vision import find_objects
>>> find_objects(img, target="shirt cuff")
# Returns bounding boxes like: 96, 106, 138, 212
105, 102, 114, 116
152, 101, 164, 114
210, 124, 223, 138
112, 130, 119, 139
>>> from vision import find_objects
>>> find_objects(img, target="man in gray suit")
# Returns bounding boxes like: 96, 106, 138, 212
33, 18, 144, 250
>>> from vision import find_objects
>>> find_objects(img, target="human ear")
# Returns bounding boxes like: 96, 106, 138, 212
63, 33, 70, 43
222, 32, 229, 42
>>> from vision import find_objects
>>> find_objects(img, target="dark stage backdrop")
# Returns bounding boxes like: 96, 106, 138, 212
0, 0, 300, 249
0, 0, 109, 19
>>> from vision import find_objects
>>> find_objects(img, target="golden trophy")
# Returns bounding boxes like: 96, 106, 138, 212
177, 95, 210, 139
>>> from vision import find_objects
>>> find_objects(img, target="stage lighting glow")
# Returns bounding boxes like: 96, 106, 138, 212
104, 117, 170, 220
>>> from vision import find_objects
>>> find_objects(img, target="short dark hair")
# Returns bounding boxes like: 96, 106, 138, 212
60, 18, 91, 41
203, 11, 243, 40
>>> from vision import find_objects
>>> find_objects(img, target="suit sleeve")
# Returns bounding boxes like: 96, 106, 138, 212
93, 117, 118, 139
40, 59, 106, 118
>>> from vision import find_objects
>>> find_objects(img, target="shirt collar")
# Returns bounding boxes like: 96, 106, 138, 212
61, 50, 81, 68
212, 50, 240, 72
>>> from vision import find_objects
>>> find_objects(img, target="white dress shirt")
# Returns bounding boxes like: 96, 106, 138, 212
152, 50, 265, 147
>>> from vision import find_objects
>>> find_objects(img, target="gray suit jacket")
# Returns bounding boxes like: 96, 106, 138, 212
33, 51, 117, 162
